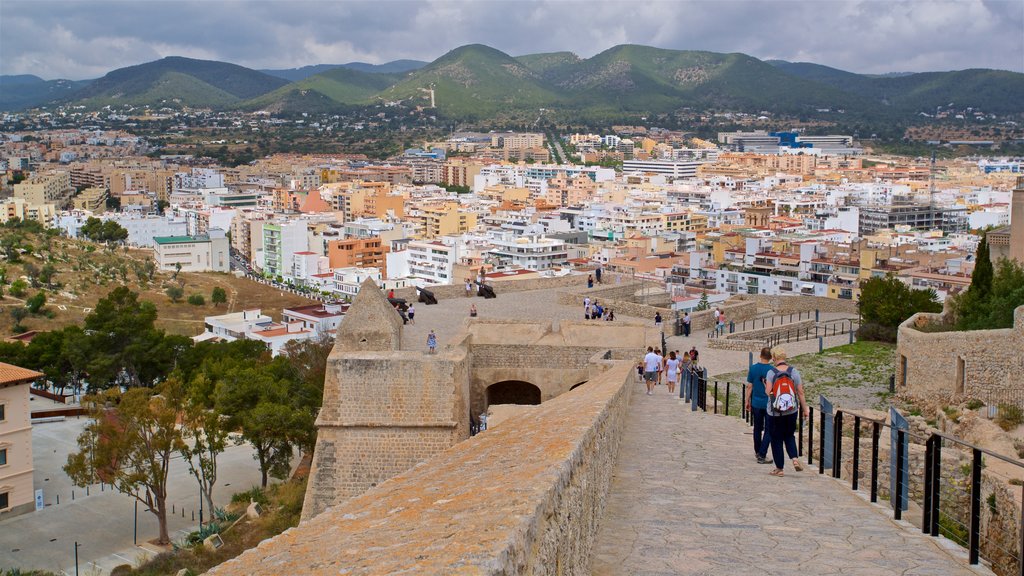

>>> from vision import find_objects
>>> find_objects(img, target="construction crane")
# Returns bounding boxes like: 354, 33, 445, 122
929, 150, 937, 205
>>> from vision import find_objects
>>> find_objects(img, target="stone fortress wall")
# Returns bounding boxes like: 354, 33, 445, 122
897, 305, 1024, 408
303, 281, 646, 522
209, 362, 636, 576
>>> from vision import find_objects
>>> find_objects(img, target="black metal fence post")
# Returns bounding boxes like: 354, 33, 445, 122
931, 437, 941, 537
714, 381, 719, 414
833, 411, 843, 479
970, 448, 982, 565
871, 422, 880, 503
725, 382, 730, 416
923, 435, 934, 534
852, 416, 861, 491
895, 429, 905, 521
819, 408, 826, 475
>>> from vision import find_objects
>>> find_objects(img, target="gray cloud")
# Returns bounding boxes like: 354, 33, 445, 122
1, 0, 1021, 80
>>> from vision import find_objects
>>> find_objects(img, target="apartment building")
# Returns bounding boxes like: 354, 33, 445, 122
262, 220, 308, 279
441, 159, 485, 188
623, 160, 705, 180
0, 198, 57, 227
418, 203, 477, 238
153, 231, 230, 273
489, 233, 568, 271
198, 309, 273, 341
0, 363, 45, 518
327, 237, 389, 270
544, 172, 597, 207
72, 187, 108, 213
13, 171, 73, 208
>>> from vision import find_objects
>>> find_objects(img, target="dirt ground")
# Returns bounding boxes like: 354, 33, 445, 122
0, 237, 314, 338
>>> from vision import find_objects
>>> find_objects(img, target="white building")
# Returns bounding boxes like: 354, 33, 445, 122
152, 229, 229, 272
622, 160, 706, 180
197, 309, 273, 342
392, 239, 459, 285
248, 322, 317, 356
283, 302, 346, 335
102, 213, 188, 247
488, 232, 568, 271
330, 267, 407, 298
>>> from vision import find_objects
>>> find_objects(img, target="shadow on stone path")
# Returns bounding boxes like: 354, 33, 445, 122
591, 384, 990, 576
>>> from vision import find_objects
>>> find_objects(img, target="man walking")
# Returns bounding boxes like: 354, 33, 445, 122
683, 311, 691, 337
595, 266, 603, 284
745, 347, 774, 464
642, 347, 661, 396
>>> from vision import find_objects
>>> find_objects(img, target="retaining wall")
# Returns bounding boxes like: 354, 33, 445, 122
209, 362, 635, 576
735, 294, 858, 315
394, 273, 586, 302
897, 306, 1024, 408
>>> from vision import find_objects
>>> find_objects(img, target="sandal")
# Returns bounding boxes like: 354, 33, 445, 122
769, 469, 784, 477
792, 459, 804, 472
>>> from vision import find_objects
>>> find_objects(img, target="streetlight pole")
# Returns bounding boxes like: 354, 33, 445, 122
74, 541, 81, 576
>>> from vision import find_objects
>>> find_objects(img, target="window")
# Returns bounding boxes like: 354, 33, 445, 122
0, 492, 7, 510
0, 448, 5, 466
0, 403, 4, 422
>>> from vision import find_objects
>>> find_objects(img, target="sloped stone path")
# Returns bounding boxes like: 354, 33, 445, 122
592, 384, 990, 575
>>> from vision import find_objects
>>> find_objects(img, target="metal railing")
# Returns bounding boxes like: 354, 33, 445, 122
764, 318, 860, 348
680, 374, 1024, 576
701, 309, 818, 339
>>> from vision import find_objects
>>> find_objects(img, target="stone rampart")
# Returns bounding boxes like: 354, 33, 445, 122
394, 273, 586, 302
208, 362, 635, 576
734, 294, 858, 315
897, 305, 1024, 408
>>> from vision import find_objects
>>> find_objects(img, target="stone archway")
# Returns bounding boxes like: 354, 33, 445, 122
486, 380, 542, 407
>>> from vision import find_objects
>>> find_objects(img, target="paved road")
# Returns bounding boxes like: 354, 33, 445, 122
1, 418, 267, 575
591, 384, 989, 575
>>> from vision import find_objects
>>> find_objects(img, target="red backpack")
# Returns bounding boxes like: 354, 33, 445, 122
769, 366, 799, 414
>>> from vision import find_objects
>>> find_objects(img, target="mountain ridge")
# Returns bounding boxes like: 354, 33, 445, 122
4, 46, 1021, 120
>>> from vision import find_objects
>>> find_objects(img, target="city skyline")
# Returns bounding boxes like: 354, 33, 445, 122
1, 0, 1022, 80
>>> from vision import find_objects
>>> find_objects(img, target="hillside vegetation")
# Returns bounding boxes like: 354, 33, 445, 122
6, 45, 1022, 122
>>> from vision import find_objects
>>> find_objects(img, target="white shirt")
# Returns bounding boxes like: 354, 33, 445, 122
643, 352, 662, 372
665, 358, 681, 376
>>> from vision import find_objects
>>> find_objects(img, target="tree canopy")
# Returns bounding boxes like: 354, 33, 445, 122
857, 274, 942, 341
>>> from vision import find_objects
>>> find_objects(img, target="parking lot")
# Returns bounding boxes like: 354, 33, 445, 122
0, 417, 267, 574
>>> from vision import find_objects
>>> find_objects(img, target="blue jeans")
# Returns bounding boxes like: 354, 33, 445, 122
752, 407, 770, 457
768, 412, 799, 469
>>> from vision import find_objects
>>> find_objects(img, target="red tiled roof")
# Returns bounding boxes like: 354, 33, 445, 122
0, 362, 44, 387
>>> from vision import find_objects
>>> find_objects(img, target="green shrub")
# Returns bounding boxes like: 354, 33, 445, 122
996, 403, 1024, 431
187, 294, 205, 306
966, 399, 985, 410
230, 486, 268, 506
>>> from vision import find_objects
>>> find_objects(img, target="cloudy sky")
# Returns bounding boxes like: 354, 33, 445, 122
2, 0, 1021, 80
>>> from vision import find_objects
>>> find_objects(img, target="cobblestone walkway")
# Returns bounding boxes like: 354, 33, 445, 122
592, 385, 989, 576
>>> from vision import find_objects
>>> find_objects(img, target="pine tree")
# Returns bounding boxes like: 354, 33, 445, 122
696, 291, 710, 311
970, 233, 994, 299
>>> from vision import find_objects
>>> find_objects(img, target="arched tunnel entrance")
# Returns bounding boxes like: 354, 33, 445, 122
486, 380, 542, 407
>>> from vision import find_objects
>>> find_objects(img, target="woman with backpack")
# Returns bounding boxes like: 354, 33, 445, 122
764, 347, 808, 477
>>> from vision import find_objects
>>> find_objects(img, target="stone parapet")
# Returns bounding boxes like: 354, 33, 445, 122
394, 273, 586, 302
734, 294, 858, 315
896, 305, 1024, 408
208, 362, 635, 576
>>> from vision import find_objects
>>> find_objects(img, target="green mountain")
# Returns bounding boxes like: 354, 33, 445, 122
769, 61, 1024, 115
63, 56, 287, 109
515, 51, 582, 78
243, 68, 401, 112
375, 44, 563, 116
260, 60, 426, 81
7, 46, 1023, 120
0, 75, 92, 111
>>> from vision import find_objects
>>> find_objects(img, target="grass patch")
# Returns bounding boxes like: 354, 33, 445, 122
996, 403, 1024, 432
125, 478, 307, 576
716, 341, 897, 411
